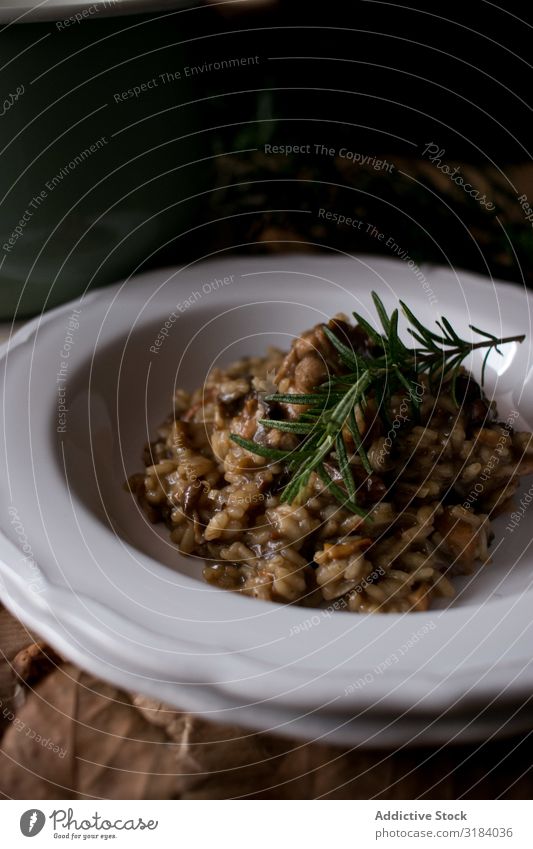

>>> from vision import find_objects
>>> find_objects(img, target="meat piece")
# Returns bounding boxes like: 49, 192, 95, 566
218, 378, 250, 404
293, 354, 328, 393
275, 316, 355, 419
454, 374, 482, 402
434, 506, 484, 569
276, 324, 333, 385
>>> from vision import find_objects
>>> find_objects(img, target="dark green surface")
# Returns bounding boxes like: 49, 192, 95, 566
0, 7, 213, 318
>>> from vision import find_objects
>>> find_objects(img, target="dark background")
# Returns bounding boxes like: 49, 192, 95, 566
3, 0, 533, 317
204, 0, 531, 162
144, 0, 533, 286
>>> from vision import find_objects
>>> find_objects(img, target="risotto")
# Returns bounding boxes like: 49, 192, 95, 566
129, 306, 533, 613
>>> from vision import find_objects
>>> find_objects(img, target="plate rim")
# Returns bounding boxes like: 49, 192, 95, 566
1, 254, 533, 734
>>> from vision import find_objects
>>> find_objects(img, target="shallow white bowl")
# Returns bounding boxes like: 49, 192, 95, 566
1, 255, 533, 747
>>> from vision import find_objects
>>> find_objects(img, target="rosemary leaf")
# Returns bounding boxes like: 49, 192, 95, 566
229, 434, 306, 462
321, 324, 361, 371
348, 409, 373, 475
481, 347, 492, 386
352, 310, 382, 345
372, 292, 392, 335
316, 464, 367, 518
258, 418, 316, 435
264, 392, 343, 405
335, 433, 357, 501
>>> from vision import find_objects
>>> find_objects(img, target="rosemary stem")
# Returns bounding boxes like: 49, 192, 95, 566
415, 333, 525, 360
461, 333, 525, 350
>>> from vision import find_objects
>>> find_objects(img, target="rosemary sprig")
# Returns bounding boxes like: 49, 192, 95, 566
230, 293, 525, 514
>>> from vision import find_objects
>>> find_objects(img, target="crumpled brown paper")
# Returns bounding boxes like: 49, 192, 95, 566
0, 603, 531, 799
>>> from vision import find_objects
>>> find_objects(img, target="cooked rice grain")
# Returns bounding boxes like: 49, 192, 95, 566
130, 328, 531, 612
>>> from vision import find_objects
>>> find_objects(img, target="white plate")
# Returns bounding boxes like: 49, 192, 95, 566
1, 255, 533, 747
